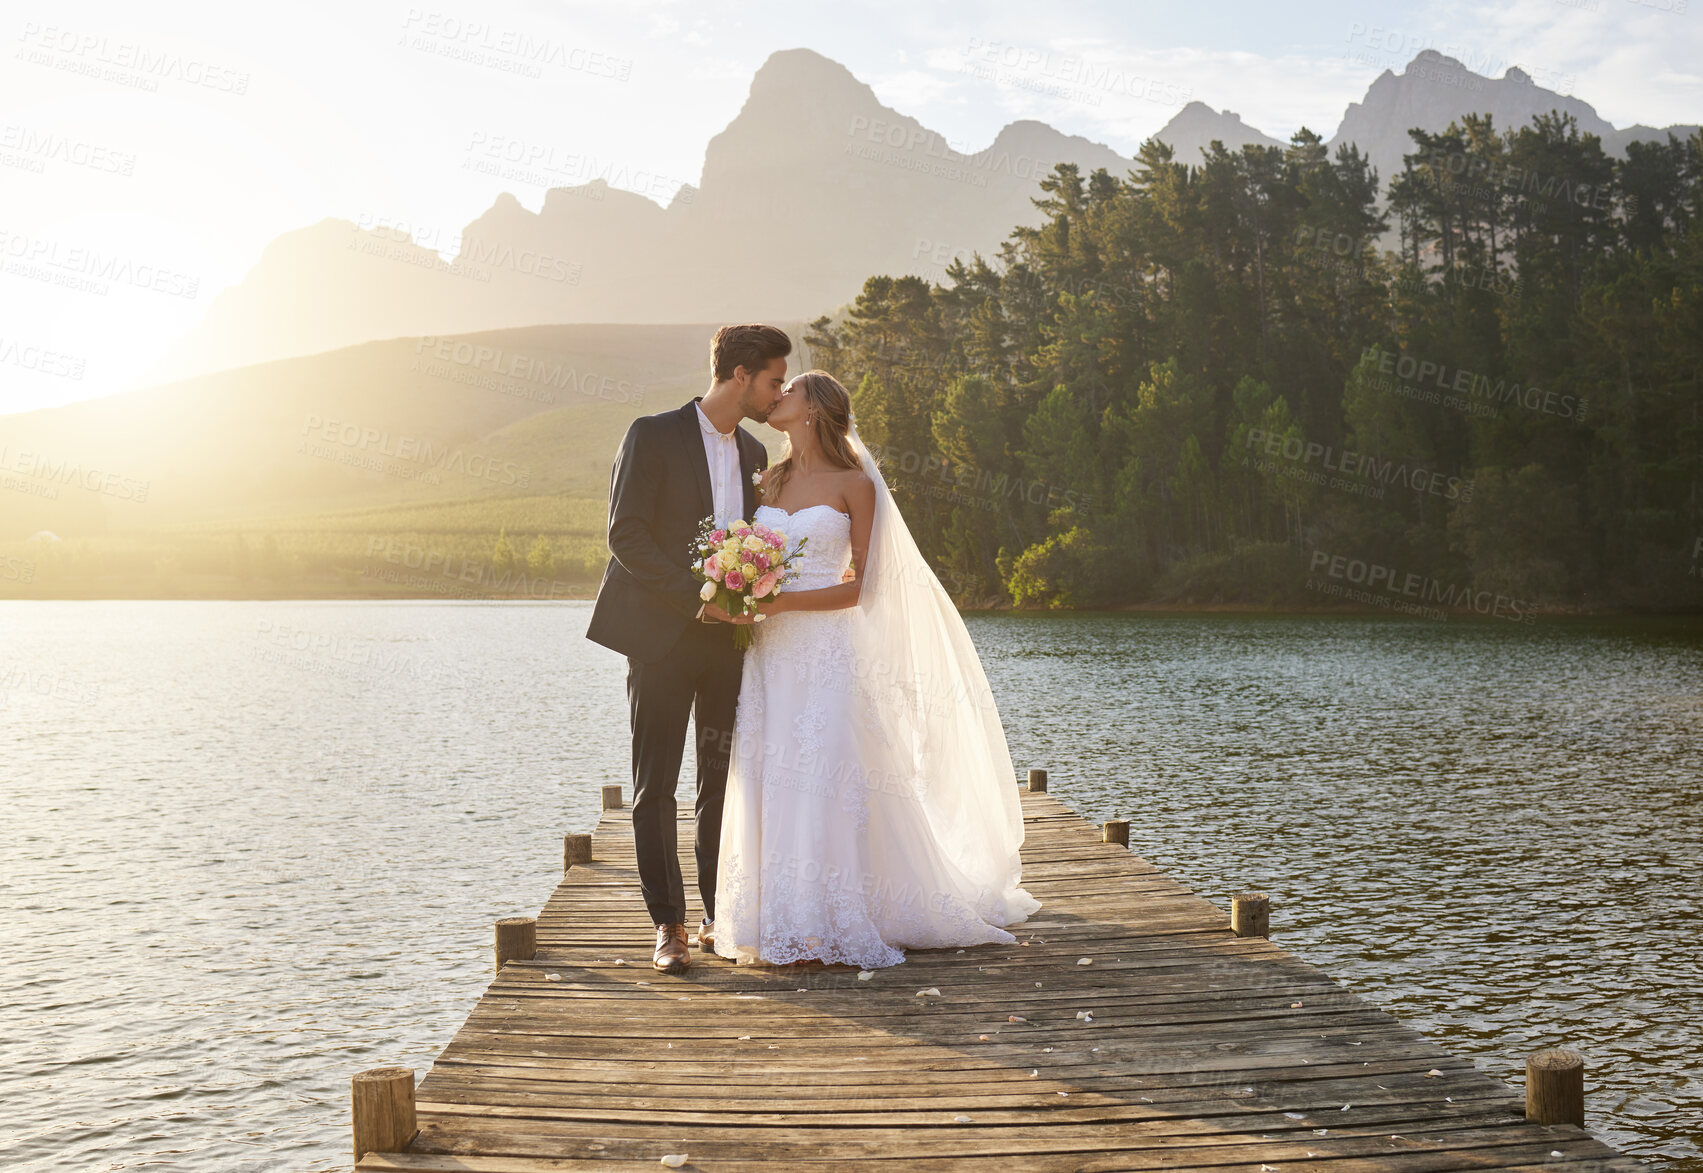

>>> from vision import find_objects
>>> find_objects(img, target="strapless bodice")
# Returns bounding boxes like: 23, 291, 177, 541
754, 504, 851, 591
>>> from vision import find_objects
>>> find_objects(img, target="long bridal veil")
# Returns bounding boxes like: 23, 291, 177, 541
845, 426, 1040, 927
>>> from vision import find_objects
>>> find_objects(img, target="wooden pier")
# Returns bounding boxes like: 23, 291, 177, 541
352, 777, 1635, 1172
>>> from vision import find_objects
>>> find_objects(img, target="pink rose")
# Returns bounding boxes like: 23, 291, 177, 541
709, 529, 725, 544
725, 571, 745, 591
735, 526, 752, 538
765, 533, 784, 549
752, 552, 771, 571
705, 562, 723, 581
753, 572, 780, 598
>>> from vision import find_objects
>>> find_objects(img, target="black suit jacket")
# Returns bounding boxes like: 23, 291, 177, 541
586, 399, 767, 662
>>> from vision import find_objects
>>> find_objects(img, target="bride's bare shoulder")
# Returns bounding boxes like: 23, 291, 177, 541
838, 468, 876, 512
831, 464, 873, 489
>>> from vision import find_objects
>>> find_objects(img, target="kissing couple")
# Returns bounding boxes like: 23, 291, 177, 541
586, 323, 1038, 974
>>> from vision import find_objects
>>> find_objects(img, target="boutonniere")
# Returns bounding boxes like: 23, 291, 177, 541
751, 470, 764, 489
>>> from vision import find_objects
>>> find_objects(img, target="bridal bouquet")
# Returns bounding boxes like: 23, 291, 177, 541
692, 518, 809, 650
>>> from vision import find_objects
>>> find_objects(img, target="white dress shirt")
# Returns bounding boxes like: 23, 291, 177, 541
695, 402, 744, 529
695, 402, 745, 621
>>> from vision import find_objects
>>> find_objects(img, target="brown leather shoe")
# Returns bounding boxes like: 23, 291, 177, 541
653, 924, 690, 974
696, 919, 715, 953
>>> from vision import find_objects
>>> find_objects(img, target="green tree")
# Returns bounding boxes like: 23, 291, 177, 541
526, 534, 555, 580
492, 527, 516, 579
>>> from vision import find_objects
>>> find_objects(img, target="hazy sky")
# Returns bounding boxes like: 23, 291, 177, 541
3, 0, 1698, 413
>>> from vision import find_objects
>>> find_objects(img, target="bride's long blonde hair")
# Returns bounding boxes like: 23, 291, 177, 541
763, 370, 860, 503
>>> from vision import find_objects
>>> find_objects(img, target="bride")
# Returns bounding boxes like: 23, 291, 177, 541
708, 370, 1040, 969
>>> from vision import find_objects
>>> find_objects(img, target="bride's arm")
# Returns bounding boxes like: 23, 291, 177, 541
744, 475, 875, 617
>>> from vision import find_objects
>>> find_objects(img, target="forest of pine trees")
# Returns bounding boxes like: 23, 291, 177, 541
806, 112, 1702, 612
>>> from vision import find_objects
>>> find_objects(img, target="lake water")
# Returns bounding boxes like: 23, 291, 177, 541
1, 602, 1698, 1170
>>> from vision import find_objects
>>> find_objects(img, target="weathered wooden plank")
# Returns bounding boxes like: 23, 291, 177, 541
427, 1045, 1482, 1085
395, 1116, 1621, 1166
364, 1138, 1641, 1172
407, 1084, 1522, 1129
417, 1062, 1499, 1105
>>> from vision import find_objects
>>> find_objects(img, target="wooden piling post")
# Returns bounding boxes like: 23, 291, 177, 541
1103, 818, 1129, 847
564, 832, 592, 871
1231, 892, 1270, 937
494, 916, 536, 972
1027, 768, 1048, 793
1526, 1048, 1585, 1127
351, 1066, 416, 1162
601, 784, 623, 810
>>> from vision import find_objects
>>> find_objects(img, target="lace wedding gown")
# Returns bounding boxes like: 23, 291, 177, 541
713, 502, 1037, 968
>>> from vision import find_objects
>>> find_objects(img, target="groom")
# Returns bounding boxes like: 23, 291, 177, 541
586, 323, 791, 974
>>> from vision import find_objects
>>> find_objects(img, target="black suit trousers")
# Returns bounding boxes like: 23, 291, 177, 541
627, 617, 743, 927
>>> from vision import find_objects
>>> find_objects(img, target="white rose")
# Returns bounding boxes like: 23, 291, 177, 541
699, 580, 717, 601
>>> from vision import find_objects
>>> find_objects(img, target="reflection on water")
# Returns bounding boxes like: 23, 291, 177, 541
1, 603, 1697, 1169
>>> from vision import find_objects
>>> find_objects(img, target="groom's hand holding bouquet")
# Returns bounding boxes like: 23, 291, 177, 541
692, 518, 807, 650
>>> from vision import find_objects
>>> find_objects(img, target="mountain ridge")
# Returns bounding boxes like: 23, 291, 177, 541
136, 45, 1697, 390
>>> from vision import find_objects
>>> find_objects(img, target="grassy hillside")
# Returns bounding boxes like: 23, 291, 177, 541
0, 321, 798, 534
1, 494, 610, 599
0, 320, 802, 598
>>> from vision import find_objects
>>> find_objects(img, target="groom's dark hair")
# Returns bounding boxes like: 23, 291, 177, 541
711, 324, 791, 382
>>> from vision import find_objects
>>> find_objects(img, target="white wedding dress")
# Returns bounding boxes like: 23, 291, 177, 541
714, 436, 1040, 969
